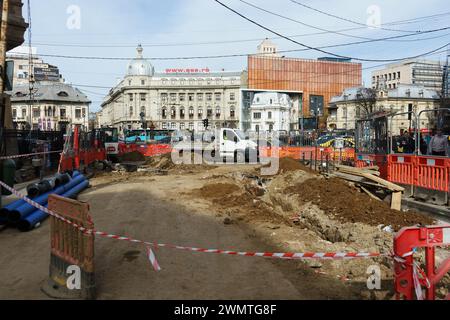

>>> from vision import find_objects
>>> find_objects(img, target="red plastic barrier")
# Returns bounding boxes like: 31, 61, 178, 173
415, 156, 449, 192
356, 154, 388, 179
394, 225, 450, 300
388, 154, 416, 186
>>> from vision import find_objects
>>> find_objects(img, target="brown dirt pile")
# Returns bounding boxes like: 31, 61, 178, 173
195, 182, 291, 225
120, 151, 145, 162
284, 177, 433, 231
262, 157, 317, 175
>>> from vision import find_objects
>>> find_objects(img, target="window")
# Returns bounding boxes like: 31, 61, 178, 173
197, 93, 203, 101
140, 93, 146, 101
198, 108, 203, 118
22, 108, 27, 118
215, 93, 221, 101
161, 93, 168, 103
180, 122, 185, 130
189, 122, 194, 131
188, 93, 194, 102
179, 93, 185, 101
268, 111, 272, 119
230, 92, 235, 101
162, 107, 167, 118
309, 95, 324, 116
180, 107, 185, 118
397, 71, 401, 78
140, 106, 146, 116
129, 93, 134, 101
129, 106, 133, 116
189, 107, 194, 117
171, 107, 176, 118
253, 112, 262, 119
60, 109, 66, 118
230, 107, 235, 118
171, 122, 176, 129
206, 93, 212, 101
207, 107, 212, 117
170, 93, 176, 101
12, 108, 17, 118
215, 106, 221, 116
33, 108, 40, 118
128, 80, 132, 86
75, 109, 82, 118
57, 91, 69, 97
162, 122, 167, 129
141, 79, 145, 85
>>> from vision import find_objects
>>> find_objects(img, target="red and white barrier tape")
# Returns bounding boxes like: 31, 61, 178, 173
0, 150, 63, 160
393, 251, 431, 300
0, 179, 383, 272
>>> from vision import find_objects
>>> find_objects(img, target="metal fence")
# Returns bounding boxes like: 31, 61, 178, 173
0, 129, 65, 169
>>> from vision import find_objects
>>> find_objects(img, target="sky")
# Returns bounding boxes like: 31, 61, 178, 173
19, 0, 450, 112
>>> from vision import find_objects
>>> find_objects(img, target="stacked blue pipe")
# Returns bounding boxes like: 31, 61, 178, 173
18, 179, 89, 231
7, 171, 83, 222
0, 171, 88, 230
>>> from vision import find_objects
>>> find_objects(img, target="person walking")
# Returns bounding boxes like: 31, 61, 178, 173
427, 129, 449, 156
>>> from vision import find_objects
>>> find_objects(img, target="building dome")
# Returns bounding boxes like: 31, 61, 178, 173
126, 44, 154, 76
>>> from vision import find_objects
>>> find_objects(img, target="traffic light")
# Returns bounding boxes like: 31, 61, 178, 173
202, 118, 209, 129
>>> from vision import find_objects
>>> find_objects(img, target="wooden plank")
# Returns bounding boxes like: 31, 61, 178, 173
329, 172, 386, 188
335, 168, 404, 192
337, 167, 381, 177
391, 191, 402, 211
360, 186, 382, 202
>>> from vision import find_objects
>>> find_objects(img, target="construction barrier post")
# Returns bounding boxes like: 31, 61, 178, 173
394, 225, 450, 300
41, 194, 95, 300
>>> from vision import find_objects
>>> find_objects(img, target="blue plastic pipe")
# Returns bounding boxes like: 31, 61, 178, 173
1, 198, 26, 217
1, 171, 80, 217
17, 179, 89, 232
7, 174, 87, 222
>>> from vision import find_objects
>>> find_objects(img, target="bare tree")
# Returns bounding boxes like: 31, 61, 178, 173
354, 88, 378, 119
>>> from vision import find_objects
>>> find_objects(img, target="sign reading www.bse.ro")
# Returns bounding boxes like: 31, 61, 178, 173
165, 68, 210, 74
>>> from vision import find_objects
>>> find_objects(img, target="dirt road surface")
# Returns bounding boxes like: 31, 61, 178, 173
2, 156, 444, 300
0, 164, 372, 300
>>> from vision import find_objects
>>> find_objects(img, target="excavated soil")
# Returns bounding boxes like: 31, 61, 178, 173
284, 177, 434, 231
262, 157, 317, 175
119, 151, 146, 162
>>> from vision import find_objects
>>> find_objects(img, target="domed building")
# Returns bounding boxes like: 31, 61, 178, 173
98, 45, 244, 134
126, 44, 155, 77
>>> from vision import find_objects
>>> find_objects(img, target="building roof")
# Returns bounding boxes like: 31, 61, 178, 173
387, 84, 440, 99
8, 82, 91, 103
251, 92, 292, 107
126, 44, 155, 77
329, 84, 440, 104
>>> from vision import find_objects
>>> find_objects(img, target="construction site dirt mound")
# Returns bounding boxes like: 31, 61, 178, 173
262, 157, 317, 175
198, 183, 240, 198
194, 182, 291, 225
120, 151, 146, 162
284, 177, 434, 231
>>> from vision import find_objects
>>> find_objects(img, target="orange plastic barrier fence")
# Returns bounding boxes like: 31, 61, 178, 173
388, 155, 416, 186
415, 156, 449, 192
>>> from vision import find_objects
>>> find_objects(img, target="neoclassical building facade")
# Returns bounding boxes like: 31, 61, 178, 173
98, 45, 244, 133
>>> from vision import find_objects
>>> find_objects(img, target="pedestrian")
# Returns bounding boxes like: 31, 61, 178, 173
427, 129, 449, 156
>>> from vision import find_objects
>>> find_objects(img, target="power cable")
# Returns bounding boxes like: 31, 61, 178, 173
213, 0, 450, 62
288, 0, 430, 33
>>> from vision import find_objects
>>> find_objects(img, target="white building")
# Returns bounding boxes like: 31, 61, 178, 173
372, 59, 443, 92
98, 45, 244, 133
327, 84, 440, 132
256, 38, 280, 57
9, 82, 90, 131
7, 46, 64, 86
249, 92, 292, 132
